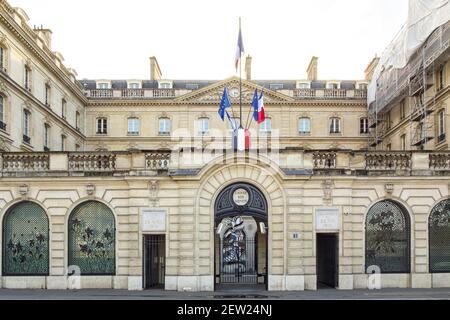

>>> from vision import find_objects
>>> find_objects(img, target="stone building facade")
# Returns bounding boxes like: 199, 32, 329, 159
0, 0, 449, 291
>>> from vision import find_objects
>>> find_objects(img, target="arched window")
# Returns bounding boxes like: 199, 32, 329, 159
429, 199, 450, 273
2, 201, 49, 275
68, 201, 116, 275
365, 200, 410, 273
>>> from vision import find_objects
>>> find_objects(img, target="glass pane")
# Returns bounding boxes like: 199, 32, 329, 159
68, 201, 115, 275
429, 200, 450, 272
3, 202, 49, 275
365, 200, 410, 273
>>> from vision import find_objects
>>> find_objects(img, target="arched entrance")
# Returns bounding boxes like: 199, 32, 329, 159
214, 183, 268, 289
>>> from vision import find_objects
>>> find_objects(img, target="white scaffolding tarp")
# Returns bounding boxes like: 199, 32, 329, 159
368, 0, 450, 105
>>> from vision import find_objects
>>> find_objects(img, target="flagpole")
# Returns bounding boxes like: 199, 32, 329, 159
239, 17, 243, 129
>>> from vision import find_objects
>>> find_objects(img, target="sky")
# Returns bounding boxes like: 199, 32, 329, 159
9, 0, 409, 81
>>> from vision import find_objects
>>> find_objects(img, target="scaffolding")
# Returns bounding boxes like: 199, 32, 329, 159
368, 21, 450, 150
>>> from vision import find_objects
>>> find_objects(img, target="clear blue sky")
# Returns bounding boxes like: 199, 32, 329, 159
10, 0, 409, 80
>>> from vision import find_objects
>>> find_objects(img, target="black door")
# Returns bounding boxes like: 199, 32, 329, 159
317, 234, 338, 288
143, 235, 165, 289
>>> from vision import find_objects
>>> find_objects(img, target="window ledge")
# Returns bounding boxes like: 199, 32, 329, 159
127, 132, 140, 136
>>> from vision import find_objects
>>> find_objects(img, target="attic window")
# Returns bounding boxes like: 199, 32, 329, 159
97, 82, 110, 89
186, 83, 199, 90
128, 82, 141, 89
158, 81, 173, 89
269, 83, 283, 90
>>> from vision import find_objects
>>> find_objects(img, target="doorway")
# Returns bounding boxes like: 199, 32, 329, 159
316, 233, 339, 288
143, 235, 165, 289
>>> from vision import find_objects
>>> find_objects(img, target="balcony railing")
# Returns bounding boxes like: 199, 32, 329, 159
290, 88, 366, 100
2, 153, 49, 172
145, 151, 171, 170
68, 153, 116, 172
365, 152, 411, 170
429, 153, 450, 170
313, 152, 337, 169
86, 89, 177, 99
0, 150, 449, 177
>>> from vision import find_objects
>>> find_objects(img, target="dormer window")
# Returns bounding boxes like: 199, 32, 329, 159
326, 82, 340, 89
96, 82, 110, 89
128, 82, 141, 89
158, 81, 173, 89
358, 83, 368, 90
186, 83, 199, 90
269, 83, 283, 90
297, 82, 310, 89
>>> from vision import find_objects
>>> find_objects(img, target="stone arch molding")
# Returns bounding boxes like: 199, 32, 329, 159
193, 162, 287, 291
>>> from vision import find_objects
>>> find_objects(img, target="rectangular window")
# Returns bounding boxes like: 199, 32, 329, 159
401, 134, 406, 151
159, 118, 171, 135
44, 124, 50, 150
128, 117, 140, 135
128, 82, 141, 89
269, 84, 283, 90
24, 66, 31, 91
386, 143, 391, 151
358, 83, 368, 90
198, 118, 209, 134
45, 84, 50, 106
97, 82, 110, 89
23, 109, 31, 143
297, 83, 310, 89
0, 96, 4, 130
186, 83, 199, 90
61, 135, 66, 151
97, 118, 107, 134
400, 100, 406, 120
299, 118, 311, 134
438, 109, 446, 142
76, 111, 80, 130
360, 118, 369, 134
0, 47, 3, 71
327, 83, 339, 89
159, 82, 173, 89
62, 99, 67, 119
260, 119, 272, 132
438, 67, 444, 91
330, 118, 341, 134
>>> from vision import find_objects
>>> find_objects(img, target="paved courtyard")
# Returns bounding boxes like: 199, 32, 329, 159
0, 288, 449, 300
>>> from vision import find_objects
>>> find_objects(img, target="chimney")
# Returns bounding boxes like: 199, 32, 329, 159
150, 56, 162, 80
34, 27, 52, 50
245, 55, 252, 80
307, 56, 318, 81
365, 56, 380, 81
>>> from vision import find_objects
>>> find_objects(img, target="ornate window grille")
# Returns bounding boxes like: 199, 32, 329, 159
2, 201, 49, 275
429, 199, 450, 273
365, 200, 411, 273
68, 201, 116, 275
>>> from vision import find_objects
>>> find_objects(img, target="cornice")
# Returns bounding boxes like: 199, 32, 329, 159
0, 11, 87, 103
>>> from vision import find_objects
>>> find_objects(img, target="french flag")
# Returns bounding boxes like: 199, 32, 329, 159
235, 28, 244, 71
257, 91, 266, 124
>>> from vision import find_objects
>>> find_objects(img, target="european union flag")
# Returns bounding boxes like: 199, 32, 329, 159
218, 87, 231, 121
252, 89, 259, 122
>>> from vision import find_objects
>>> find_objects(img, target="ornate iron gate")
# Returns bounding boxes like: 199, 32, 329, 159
143, 235, 165, 289
220, 238, 258, 284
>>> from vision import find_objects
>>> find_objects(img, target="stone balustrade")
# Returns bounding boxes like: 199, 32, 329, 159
365, 152, 411, 170
1, 153, 49, 172
145, 151, 171, 170
429, 153, 450, 170
68, 153, 116, 172
0, 150, 449, 177
312, 152, 337, 169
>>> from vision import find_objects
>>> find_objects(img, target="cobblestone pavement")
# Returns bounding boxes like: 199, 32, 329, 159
0, 288, 449, 300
